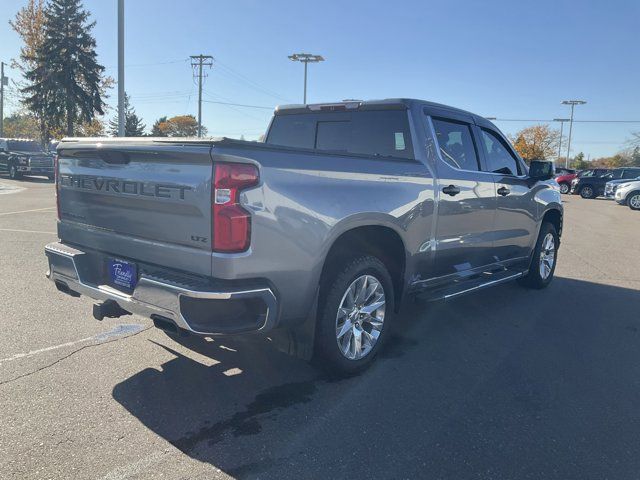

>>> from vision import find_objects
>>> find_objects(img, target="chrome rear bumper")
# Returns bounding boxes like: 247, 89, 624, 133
45, 242, 278, 335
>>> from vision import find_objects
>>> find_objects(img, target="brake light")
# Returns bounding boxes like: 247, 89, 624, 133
213, 163, 259, 252
54, 155, 60, 220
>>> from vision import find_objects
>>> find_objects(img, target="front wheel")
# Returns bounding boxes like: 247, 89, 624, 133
519, 222, 559, 289
628, 192, 640, 211
559, 182, 570, 194
315, 255, 394, 374
580, 185, 595, 199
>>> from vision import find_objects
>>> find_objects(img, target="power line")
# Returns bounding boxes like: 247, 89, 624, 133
202, 90, 268, 122
202, 99, 273, 110
214, 59, 291, 102
104, 58, 189, 70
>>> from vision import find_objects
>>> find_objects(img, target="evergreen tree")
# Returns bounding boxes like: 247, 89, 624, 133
108, 93, 146, 136
22, 0, 106, 138
151, 116, 168, 136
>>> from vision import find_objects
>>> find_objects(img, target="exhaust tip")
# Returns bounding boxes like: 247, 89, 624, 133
151, 315, 187, 336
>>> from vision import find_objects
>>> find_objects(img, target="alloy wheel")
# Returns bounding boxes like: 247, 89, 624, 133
560, 183, 569, 194
539, 233, 556, 280
581, 186, 593, 198
335, 274, 386, 360
630, 194, 640, 210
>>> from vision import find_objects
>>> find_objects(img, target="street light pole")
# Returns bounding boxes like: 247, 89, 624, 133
117, 0, 125, 137
553, 118, 569, 165
0, 62, 6, 138
288, 53, 324, 104
561, 100, 586, 169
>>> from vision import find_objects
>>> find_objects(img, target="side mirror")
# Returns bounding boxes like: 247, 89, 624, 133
529, 160, 554, 181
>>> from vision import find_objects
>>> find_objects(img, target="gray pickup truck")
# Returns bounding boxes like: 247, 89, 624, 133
45, 99, 562, 373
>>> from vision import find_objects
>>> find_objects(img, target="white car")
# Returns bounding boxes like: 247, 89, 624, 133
614, 180, 640, 210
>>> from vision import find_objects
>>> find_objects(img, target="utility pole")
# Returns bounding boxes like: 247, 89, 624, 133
561, 100, 586, 169
190, 54, 213, 137
553, 118, 570, 164
117, 0, 125, 137
288, 53, 324, 104
0, 62, 7, 137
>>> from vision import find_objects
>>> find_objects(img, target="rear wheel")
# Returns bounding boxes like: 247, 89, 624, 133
628, 192, 640, 211
519, 222, 558, 289
559, 182, 570, 194
315, 255, 393, 374
580, 185, 595, 199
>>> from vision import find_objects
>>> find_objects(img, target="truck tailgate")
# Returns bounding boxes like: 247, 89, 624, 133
57, 143, 213, 256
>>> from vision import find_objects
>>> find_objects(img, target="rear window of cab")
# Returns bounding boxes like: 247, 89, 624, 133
266, 110, 414, 160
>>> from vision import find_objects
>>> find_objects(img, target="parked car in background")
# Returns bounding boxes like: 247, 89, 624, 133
558, 168, 606, 195
0, 138, 55, 180
571, 167, 640, 199
556, 172, 578, 194
604, 176, 640, 199
45, 98, 562, 373
614, 180, 640, 210
555, 167, 576, 176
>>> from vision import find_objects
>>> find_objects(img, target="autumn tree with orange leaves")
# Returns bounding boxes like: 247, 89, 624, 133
510, 125, 561, 163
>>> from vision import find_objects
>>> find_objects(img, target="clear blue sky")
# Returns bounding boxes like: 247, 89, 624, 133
1, 0, 639, 158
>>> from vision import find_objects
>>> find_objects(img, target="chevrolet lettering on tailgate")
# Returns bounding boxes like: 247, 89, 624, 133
59, 174, 192, 200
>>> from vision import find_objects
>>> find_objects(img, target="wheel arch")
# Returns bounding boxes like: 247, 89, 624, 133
542, 207, 563, 238
319, 223, 407, 312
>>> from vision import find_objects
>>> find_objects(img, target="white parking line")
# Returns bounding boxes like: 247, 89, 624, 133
0, 228, 57, 235
0, 206, 56, 216
0, 336, 95, 364
0, 324, 145, 365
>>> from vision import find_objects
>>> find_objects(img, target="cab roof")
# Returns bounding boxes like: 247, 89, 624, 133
275, 98, 480, 118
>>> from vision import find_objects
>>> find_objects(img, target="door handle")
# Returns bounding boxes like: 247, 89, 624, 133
497, 186, 511, 196
442, 185, 461, 196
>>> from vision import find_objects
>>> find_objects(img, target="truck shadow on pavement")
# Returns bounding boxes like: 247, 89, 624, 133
112, 276, 640, 479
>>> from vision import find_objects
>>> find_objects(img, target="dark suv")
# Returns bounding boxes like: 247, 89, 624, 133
571, 167, 640, 199
0, 138, 55, 180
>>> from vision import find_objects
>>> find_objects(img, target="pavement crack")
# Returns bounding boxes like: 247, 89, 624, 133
0, 326, 153, 387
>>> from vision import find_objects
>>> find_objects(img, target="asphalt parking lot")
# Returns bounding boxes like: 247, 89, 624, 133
1, 177, 639, 480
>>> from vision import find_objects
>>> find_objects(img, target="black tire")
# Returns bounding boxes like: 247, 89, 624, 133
628, 191, 640, 211
9, 163, 22, 180
315, 255, 394, 375
579, 185, 595, 199
519, 222, 559, 289
559, 182, 570, 194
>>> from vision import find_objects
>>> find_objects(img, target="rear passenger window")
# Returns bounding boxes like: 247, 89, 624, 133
431, 118, 480, 171
480, 129, 521, 176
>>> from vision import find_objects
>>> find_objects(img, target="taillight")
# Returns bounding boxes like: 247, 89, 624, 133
213, 163, 259, 252
54, 155, 60, 220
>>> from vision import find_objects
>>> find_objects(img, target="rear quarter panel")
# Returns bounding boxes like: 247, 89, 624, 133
210, 145, 435, 323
